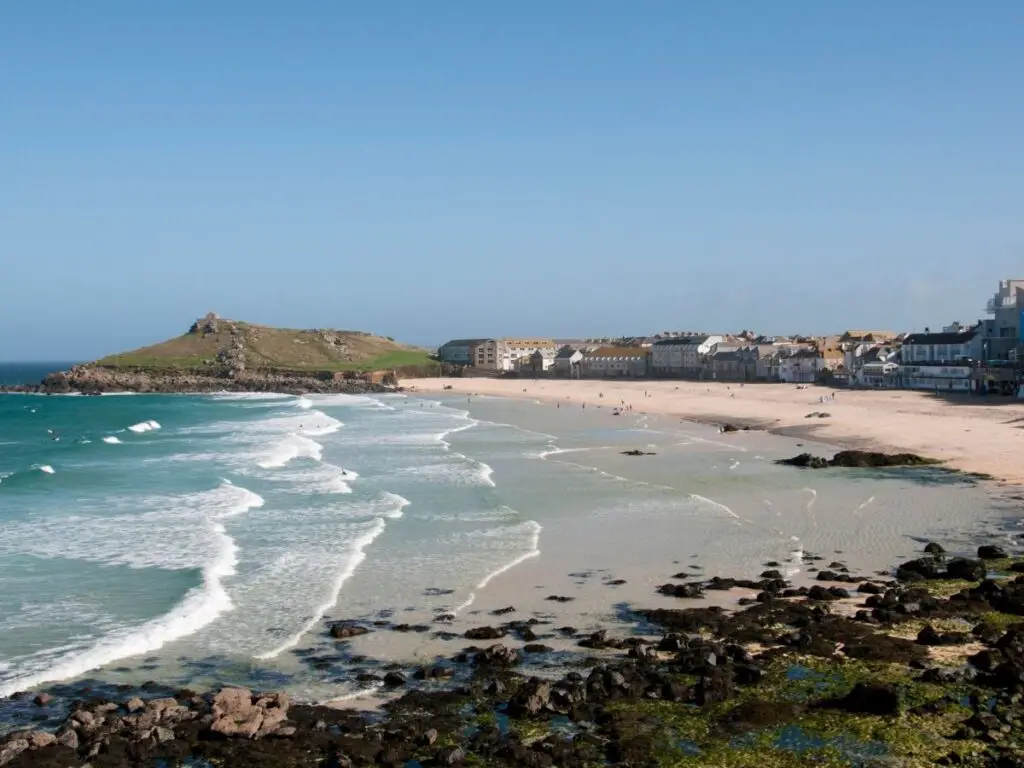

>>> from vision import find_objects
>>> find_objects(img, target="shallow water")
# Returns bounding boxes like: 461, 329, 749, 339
0, 388, 1015, 707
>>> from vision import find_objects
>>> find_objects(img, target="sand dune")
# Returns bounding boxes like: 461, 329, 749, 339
404, 378, 1024, 484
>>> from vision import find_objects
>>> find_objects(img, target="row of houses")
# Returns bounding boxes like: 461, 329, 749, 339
436, 278, 1024, 393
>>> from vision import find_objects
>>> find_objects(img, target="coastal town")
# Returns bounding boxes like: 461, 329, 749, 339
437, 278, 1024, 397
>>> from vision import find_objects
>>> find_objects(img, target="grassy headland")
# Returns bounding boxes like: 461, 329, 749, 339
92, 315, 436, 374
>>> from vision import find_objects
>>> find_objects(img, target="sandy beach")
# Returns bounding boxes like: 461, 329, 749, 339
404, 378, 1024, 485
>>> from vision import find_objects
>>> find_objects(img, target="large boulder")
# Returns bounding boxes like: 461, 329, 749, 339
947, 557, 987, 581
474, 644, 522, 667
978, 545, 1009, 560
208, 687, 290, 740
897, 557, 943, 581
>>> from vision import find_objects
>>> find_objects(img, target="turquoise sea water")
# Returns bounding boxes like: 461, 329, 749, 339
0, 375, 1014, 708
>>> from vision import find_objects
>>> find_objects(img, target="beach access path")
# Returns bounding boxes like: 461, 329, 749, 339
403, 377, 1024, 485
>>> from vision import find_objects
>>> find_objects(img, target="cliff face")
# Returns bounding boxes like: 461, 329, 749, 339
18, 366, 396, 395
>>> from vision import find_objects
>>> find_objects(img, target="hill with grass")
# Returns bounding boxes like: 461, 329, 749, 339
16, 314, 438, 394
94, 313, 433, 373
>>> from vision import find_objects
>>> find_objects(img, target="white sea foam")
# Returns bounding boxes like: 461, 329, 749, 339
380, 492, 411, 519
396, 457, 496, 487
784, 536, 804, 578
295, 396, 313, 410
35, 465, 55, 475
254, 517, 388, 660
453, 521, 542, 614
691, 494, 749, 525
274, 463, 358, 494
127, 420, 161, 433
258, 434, 324, 468
0, 482, 263, 697
102, 436, 122, 444
210, 392, 292, 401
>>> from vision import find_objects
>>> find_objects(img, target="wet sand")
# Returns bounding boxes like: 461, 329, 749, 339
405, 378, 1024, 484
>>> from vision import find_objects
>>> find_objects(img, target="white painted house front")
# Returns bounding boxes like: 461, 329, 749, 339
778, 350, 826, 383
900, 331, 980, 365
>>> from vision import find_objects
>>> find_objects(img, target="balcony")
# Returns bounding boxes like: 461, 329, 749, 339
987, 296, 1019, 313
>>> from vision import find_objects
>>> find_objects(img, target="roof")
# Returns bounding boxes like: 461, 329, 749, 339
840, 330, 897, 342
789, 349, 822, 359
554, 346, 579, 359
441, 338, 491, 347
904, 331, 976, 345
584, 346, 650, 359
653, 335, 710, 346
501, 338, 555, 346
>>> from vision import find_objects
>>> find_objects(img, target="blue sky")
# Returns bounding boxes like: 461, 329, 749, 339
2, 2, 1023, 359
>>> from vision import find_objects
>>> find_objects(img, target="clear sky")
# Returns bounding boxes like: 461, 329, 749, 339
2, 2, 1023, 359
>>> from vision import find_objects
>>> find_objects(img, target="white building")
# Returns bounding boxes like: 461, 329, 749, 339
552, 346, 583, 377
980, 279, 1024, 361
778, 350, 826, 383
649, 335, 723, 377
900, 330, 980, 365
471, 338, 557, 371
581, 347, 649, 378
855, 361, 900, 388
900, 364, 973, 391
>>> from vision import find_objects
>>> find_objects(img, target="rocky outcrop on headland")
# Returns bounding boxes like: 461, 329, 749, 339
2, 365, 398, 395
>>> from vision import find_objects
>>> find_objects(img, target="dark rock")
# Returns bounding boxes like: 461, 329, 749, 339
924, 542, 946, 555
776, 453, 828, 469
474, 644, 522, 667
523, 644, 553, 654
657, 582, 704, 599
858, 582, 884, 595
383, 671, 407, 687
978, 545, 1009, 560
916, 625, 944, 646
546, 595, 575, 603
897, 557, 944, 580
32, 693, 53, 707
414, 666, 455, 680
436, 745, 466, 765
760, 570, 784, 579
490, 606, 516, 616
329, 621, 370, 639
947, 557, 987, 581
465, 626, 504, 641
807, 585, 841, 601
508, 679, 552, 716
834, 682, 901, 716
779, 450, 937, 469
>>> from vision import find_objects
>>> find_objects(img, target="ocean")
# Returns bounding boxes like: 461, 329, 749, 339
0, 373, 1014, 709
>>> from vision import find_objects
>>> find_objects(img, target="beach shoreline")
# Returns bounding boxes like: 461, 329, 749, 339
403, 377, 1024, 485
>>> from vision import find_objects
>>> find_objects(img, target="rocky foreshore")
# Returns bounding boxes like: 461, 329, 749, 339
5, 543, 1024, 767
0, 366, 398, 396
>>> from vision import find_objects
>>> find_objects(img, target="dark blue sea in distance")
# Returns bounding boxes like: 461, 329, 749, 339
0, 362, 76, 386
